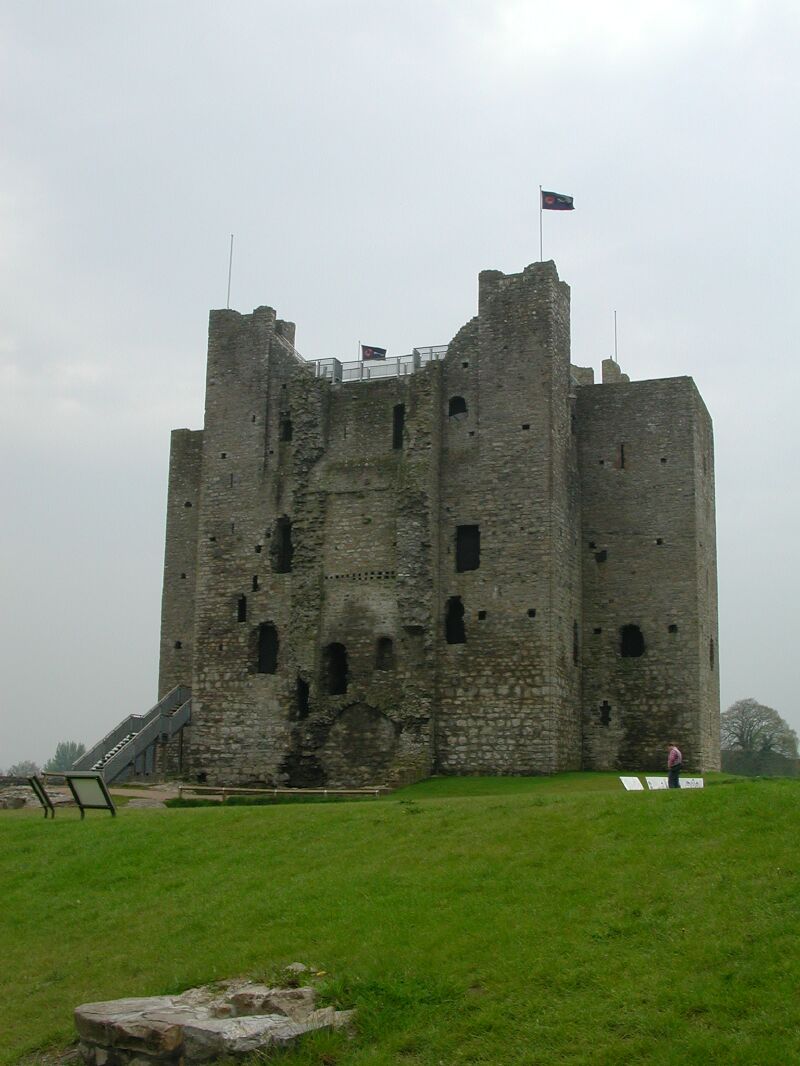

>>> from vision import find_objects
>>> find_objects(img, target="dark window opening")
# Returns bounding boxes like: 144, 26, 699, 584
324, 642, 349, 694
478, 610, 487, 620
296, 677, 310, 718
620, 624, 645, 658
595, 550, 607, 563
251, 414, 257, 423
455, 525, 480, 572
599, 459, 605, 466
197, 771, 207, 784
255, 544, 262, 553
184, 501, 192, 508
710, 638, 715, 669
600, 700, 612, 727
180, 572, 186, 579
445, 596, 466, 644
174, 640, 182, 649
392, 404, 405, 450
375, 636, 395, 671
237, 595, 247, 622
528, 608, 536, 618
468, 430, 475, 437
462, 361, 469, 368
448, 395, 467, 418
588, 541, 596, 549
656, 538, 663, 545
593, 627, 602, 634
573, 621, 579, 665
257, 623, 279, 674
220, 452, 227, 459
252, 575, 259, 591
271, 516, 293, 573
618, 443, 626, 469
280, 418, 293, 442
661, 457, 668, 465
522, 423, 530, 430
668, 624, 678, 633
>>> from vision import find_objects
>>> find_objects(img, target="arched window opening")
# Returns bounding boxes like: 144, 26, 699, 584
280, 417, 293, 442
296, 676, 310, 718
324, 642, 349, 695
573, 621, 579, 665
257, 623, 279, 674
237, 595, 247, 623
620, 624, 645, 658
709, 637, 715, 669
375, 636, 395, 671
445, 596, 466, 645
448, 395, 468, 418
271, 515, 293, 573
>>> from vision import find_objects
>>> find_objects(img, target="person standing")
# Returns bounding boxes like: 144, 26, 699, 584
667, 742, 683, 789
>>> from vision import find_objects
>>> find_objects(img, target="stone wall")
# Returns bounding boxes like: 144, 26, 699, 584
156, 260, 720, 784
576, 377, 720, 771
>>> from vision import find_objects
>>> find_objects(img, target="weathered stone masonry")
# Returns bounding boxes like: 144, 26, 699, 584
158, 261, 720, 785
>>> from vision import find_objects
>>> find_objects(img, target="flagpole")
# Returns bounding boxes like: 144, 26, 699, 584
614, 310, 618, 362
539, 186, 543, 261
226, 234, 234, 309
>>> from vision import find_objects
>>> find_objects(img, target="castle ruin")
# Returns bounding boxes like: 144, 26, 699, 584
157, 260, 720, 786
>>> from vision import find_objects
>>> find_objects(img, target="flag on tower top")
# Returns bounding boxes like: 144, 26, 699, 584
541, 190, 574, 211
361, 345, 387, 360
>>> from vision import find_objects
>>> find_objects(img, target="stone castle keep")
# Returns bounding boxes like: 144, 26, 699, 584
157, 260, 720, 786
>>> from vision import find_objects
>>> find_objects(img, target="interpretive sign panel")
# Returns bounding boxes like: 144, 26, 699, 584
680, 778, 704, 789
619, 776, 644, 791
645, 776, 670, 790
64, 773, 116, 818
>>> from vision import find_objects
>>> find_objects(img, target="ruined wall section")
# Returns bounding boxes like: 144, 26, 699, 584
158, 429, 203, 699
186, 308, 309, 784
290, 367, 441, 787
692, 389, 721, 768
434, 261, 581, 775
577, 377, 719, 770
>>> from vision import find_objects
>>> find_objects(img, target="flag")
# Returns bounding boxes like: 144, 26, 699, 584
541, 190, 574, 211
361, 345, 387, 360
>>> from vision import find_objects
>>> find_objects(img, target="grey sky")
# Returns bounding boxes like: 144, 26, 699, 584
1, 0, 798, 766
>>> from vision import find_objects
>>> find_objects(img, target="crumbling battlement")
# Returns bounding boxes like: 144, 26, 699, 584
158, 260, 720, 785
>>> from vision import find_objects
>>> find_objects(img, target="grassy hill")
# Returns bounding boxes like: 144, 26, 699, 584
1, 774, 799, 1064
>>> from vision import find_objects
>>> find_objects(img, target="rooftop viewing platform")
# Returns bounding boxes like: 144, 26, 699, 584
274, 334, 449, 383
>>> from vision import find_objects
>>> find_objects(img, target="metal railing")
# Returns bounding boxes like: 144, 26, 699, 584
280, 343, 448, 384
73, 686, 192, 783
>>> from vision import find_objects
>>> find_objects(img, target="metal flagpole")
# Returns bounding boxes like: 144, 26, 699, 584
539, 186, 543, 261
226, 234, 234, 309
614, 310, 618, 362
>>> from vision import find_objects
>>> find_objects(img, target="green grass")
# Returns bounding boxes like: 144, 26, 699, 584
1, 774, 799, 1065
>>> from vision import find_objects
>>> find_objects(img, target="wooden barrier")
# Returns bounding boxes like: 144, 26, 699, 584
177, 784, 390, 802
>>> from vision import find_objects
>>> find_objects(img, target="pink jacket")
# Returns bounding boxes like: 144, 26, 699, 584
668, 746, 682, 768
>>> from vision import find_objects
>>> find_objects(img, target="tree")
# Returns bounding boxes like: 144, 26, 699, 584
43, 740, 86, 772
721, 699, 798, 759
5, 760, 40, 777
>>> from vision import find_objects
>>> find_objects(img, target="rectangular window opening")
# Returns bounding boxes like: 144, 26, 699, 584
455, 525, 480, 572
392, 404, 405, 450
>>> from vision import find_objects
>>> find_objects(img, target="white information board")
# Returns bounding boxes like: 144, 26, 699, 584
645, 776, 670, 790
680, 778, 704, 789
619, 776, 644, 791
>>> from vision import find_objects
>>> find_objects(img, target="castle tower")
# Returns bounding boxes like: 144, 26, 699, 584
157, 261, 720, 784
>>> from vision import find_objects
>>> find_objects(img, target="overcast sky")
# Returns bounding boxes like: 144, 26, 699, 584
1, 0, 798, 767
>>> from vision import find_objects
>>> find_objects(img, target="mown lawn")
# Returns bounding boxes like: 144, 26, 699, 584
1, 774, 798, 1065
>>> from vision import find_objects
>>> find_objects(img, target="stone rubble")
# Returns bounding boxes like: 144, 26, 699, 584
75, 977, 353, 1064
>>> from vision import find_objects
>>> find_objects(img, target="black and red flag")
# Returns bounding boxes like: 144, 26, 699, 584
361, 345, 387, 360
541, 190, 574, 211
